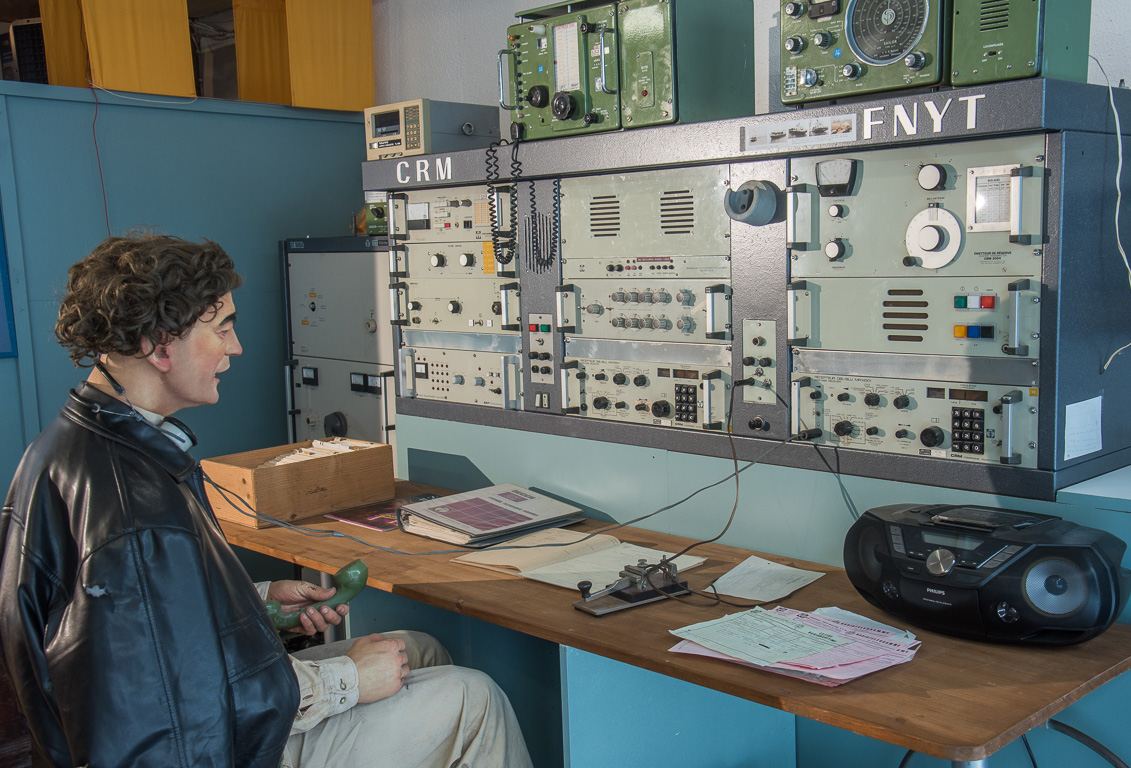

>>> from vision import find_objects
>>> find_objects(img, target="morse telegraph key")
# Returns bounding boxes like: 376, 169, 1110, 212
573, 559, 690, 616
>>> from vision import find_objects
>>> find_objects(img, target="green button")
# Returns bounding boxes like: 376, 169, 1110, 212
953, 295, 967, 309
539, 324, 551, 332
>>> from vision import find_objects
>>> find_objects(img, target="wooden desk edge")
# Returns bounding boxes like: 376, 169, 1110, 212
221, 484, 1131, 763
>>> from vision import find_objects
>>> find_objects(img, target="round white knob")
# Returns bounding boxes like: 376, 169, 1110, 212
430, 253, 445, 268
458, 252, 474, 267
917, 164, 946, 191
917, 225, 944, 252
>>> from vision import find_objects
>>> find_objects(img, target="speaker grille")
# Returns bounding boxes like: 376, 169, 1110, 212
1023, 558, 1088, 616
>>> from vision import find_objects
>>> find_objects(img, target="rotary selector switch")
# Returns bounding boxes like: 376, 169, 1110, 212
905, 204, 962, 269
458, 252, 475, 267
825, 238, 847, 261
920, 426, 945, 448
430, 253, 445, 268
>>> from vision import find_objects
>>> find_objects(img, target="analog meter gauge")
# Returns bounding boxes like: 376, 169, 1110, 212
845, 0, 930, 66
815, 158, 859, 197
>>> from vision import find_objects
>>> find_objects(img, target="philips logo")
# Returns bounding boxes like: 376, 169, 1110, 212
926, 587, 947, 596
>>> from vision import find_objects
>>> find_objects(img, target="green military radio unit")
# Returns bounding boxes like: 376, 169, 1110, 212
500, 0, 755, 141
780, 0, 1089, 105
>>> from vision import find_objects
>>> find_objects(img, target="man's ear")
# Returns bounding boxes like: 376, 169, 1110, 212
147, 342, 174, 373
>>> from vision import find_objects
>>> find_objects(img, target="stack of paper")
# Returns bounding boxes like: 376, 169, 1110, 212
670, 606, 920, 686
454, 527, 706, 589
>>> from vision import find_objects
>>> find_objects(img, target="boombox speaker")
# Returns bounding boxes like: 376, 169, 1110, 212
844, 504, 1130, 645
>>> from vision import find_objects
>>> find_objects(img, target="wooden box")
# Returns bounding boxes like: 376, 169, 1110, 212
201, 441, 394, 528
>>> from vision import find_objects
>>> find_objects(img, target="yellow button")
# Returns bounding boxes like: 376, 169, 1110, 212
954, 325, 967, 338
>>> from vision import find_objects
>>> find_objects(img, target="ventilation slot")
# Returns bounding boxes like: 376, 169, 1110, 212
659, 189, 695, 235
885, 289, 927, 341
979, 0, 1009, 31
589, 195, 621, 238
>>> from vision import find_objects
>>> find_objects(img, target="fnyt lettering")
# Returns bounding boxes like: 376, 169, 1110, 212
862, 93, 986, 140
396, 156, 453, 184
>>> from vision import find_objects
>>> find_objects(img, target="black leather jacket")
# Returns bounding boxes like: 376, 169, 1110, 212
0, 384, 299, 767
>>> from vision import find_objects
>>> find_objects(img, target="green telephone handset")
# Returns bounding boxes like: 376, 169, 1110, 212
266, 559, 369, 630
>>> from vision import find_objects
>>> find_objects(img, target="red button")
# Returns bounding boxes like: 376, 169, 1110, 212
981, 295, 996, 309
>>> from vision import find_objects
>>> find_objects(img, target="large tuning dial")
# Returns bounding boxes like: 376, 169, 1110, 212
905, 204, 962, 269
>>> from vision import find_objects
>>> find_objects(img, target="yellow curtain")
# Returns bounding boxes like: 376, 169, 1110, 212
40, 0, 89, 88
233, 0, 291, 105
79, 0, 195, 98
285, 0, 374, 111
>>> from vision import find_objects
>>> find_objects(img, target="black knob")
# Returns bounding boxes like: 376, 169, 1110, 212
651, 400, 672, 418
785, 36, 805, 54
749, 417, 768, 431
742, 356, 757, 366
758, 357, 773, 367
592, 396, 610, 410
896, 429, 911, 439
809, 390, 822, 400
834, 420, 853, 437
920, 426, 945, 448
551, 91, 576, 120
409, 301, 423, 311
615, 401, 626, 409
635, 402, 649, 411
613, 373, 627, 386
837, 392, 850, 402
594, 373, 607, 381
578, 580, 592, 600
893, 394, 911, 409
539, 366, 552, 375
864, 393, 881, 406
491, 301, 502, 315
527, 85, 550, 108
575, 371, 586, 378
633, 375, 648, 387
866, 426, 879, 436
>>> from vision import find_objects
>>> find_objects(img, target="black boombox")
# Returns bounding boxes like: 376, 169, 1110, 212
844, 504, 1130, 645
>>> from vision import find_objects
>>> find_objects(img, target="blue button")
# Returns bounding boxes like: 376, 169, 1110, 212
967, 326, 981, 339
834, 48, 842, 58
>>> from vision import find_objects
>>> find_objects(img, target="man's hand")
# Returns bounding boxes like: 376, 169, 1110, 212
266, 580, 349, 636
346, 634, 410, 703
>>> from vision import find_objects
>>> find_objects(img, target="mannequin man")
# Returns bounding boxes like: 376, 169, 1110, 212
0, 234, 532, 768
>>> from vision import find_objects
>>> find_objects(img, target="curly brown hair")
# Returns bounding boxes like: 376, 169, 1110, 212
55, 234, 244, 367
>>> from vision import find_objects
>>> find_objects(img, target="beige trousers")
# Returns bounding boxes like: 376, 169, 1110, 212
283, 632, 534, 768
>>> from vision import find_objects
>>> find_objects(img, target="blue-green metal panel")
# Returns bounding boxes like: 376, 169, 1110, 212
0, 81, 363, 482
561, 646, 796, 768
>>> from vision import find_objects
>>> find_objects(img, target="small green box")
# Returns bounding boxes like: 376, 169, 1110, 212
950, 0, 1090, 86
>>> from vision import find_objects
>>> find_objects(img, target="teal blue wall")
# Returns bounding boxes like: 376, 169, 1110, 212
397, 414, 1131, 768
0, 80, 364, 482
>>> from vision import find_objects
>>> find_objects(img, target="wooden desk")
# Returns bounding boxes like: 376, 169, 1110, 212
221, 481, 1131, 767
